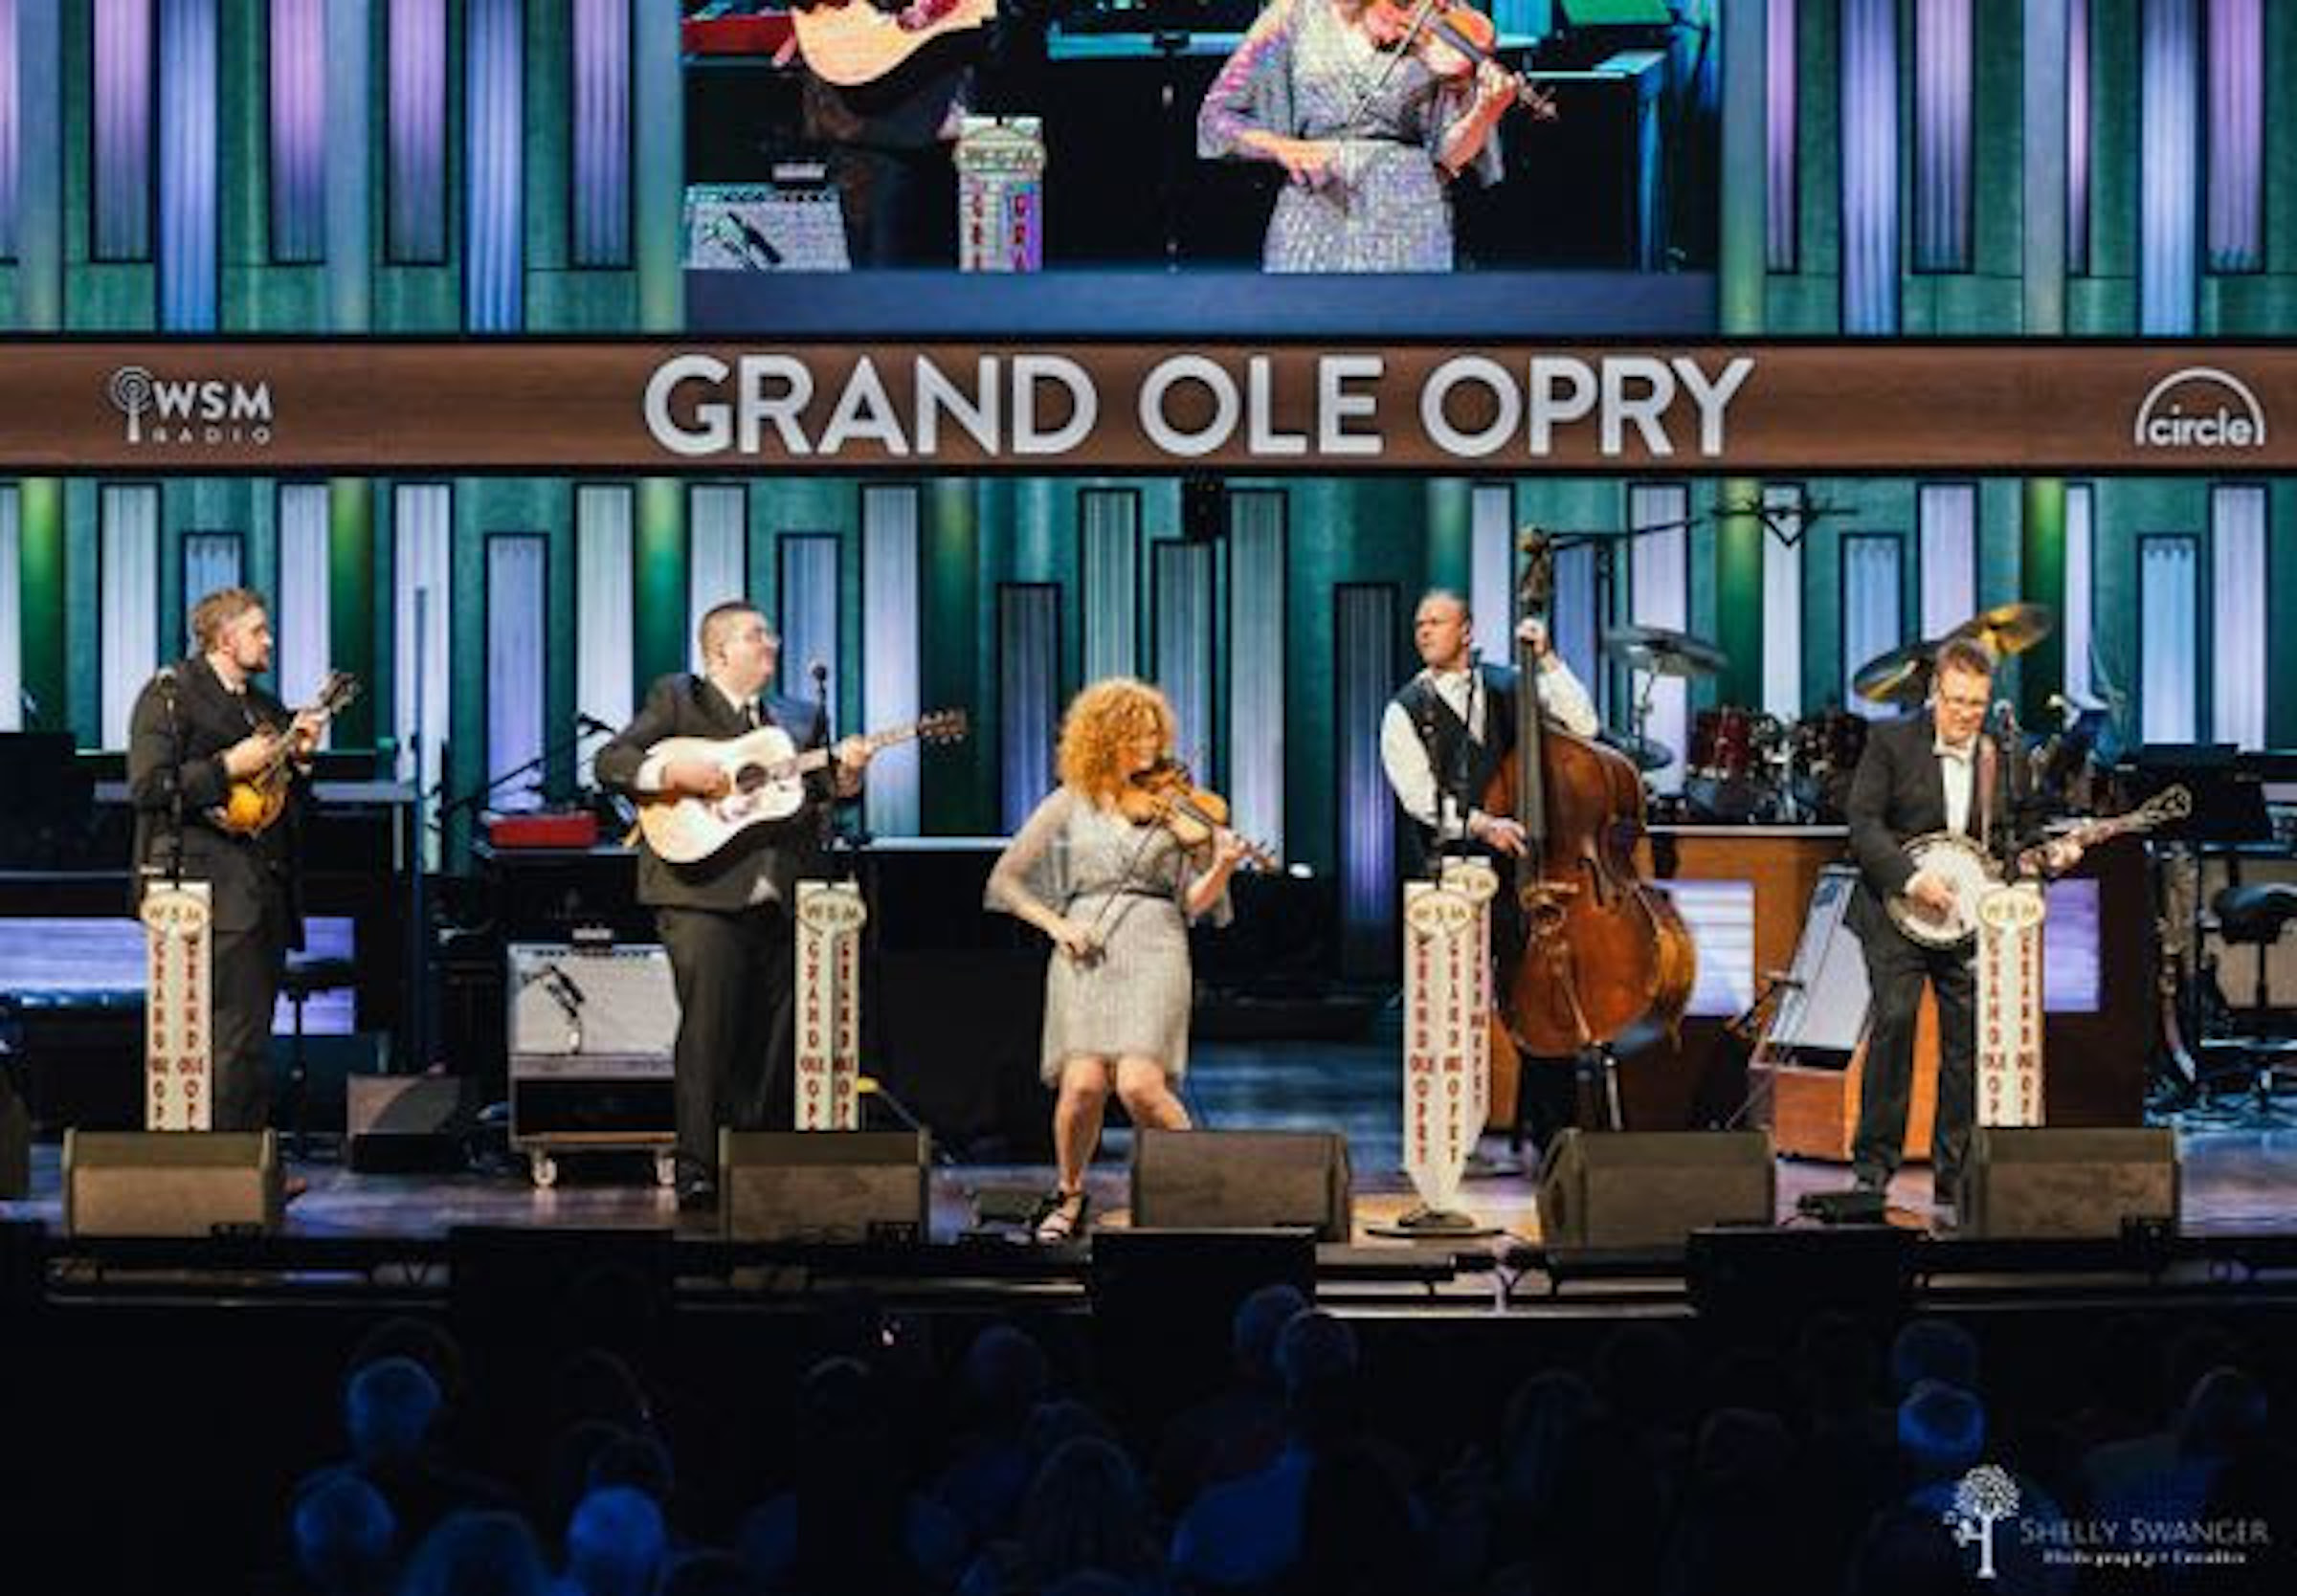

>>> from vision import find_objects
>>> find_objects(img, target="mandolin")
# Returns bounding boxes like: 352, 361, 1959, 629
210, 670, 360, 836
635, 709, 968, 864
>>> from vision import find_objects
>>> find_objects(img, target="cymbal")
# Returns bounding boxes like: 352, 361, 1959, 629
1951, 602, 2054, 657
1601, 730, 1675, 772
1601, 625, 1728, 677
1853, 636, 1937, 705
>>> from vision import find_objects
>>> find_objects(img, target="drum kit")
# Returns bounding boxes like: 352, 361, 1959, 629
1591, 602, 2058, 826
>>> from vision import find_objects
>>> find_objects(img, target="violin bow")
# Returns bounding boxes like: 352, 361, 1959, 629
1343, 0, 1446, 131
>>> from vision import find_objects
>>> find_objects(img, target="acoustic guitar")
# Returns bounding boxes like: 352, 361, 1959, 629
635, 709, 968, 864
790, 0, 996, 89
210, 670, 361, 836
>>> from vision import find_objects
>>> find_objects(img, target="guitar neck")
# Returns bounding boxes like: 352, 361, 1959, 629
783, 721, 924, 775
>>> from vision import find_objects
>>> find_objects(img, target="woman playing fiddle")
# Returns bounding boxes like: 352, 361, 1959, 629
1197, 0, 1519, 272
986, 678, 1253, 1241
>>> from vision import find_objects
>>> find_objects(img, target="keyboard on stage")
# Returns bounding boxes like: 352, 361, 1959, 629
681, 1, 795, 58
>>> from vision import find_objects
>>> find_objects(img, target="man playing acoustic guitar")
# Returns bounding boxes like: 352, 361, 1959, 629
594, 602, 872, 1208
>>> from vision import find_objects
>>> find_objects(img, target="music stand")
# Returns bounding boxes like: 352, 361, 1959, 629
2120, 744, 2271, 848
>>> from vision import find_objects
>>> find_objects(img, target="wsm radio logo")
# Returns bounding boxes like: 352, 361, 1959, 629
2131, 366, 2267, 451
107, 366, 275, 447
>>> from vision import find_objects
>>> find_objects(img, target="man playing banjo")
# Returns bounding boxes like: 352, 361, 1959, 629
1841, 635, 2082, 1213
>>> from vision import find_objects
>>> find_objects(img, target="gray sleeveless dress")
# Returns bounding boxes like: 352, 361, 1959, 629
987, 787, 1233, 1083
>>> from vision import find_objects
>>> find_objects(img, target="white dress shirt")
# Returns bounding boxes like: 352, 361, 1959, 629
1379, 656, 1600, 840
1934, 733, 1976, 835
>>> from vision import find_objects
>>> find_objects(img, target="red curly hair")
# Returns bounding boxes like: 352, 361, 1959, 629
1058, 677, 1175, 808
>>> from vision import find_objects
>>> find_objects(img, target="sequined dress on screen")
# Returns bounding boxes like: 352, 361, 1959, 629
1197, 0, 1502, 272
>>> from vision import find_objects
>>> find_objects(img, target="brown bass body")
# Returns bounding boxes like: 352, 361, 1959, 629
1483, 723, 1695, 1058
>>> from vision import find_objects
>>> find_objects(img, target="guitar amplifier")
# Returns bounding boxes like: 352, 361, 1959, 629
507, 942, 680, 1185
683, 179, 850, 272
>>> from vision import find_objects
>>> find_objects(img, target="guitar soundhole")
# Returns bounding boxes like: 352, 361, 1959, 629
734, 765, 767, 795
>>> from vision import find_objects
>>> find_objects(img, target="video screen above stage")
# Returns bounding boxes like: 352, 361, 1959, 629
682, 0, 1717, 337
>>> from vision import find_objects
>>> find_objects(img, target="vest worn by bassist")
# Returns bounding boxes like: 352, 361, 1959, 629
1393, 662, 1545, 1133
1393, 663, 1520, 881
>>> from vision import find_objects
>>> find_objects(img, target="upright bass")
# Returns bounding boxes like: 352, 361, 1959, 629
1482, 533, 1694, 1123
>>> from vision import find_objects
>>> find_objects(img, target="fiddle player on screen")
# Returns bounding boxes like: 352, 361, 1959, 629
1379, 589, 1598, 1149
985, 678, 1252, 1242
1197, 0, 1520, 271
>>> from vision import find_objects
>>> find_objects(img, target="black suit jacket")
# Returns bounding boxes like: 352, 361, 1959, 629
1845, 711, 2047, 940
592, 674, 836, 912
124, 656, 304, 938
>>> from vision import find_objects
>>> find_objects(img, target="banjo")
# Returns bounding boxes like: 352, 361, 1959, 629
1886, 785, 2192, 949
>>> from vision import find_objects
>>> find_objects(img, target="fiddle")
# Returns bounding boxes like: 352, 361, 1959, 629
1386, 0, 1560, 122
1119, 761, 1282, 872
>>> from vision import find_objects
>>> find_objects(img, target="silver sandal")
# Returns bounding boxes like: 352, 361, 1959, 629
1033, 1188, 1090, 1244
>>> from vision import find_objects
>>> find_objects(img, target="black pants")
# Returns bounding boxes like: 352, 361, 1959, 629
657, 903, 799, 1171
827, 144, 955, 268
210, 915, 286, 1133
1852, 925, 1977, 1195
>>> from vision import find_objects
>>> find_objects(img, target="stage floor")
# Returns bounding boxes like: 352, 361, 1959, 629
8, 1030, 2296, 1247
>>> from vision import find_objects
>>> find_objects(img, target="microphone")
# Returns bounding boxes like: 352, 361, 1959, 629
733, 214, 784, 268
573, 711, 616, 735
809, 658, 830, 688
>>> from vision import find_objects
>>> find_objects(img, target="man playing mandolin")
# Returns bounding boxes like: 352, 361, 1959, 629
1843, 635, 2081, 1218
127, 587, 333, 1134
593, 602, 873, 1208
